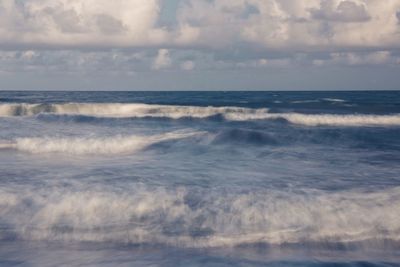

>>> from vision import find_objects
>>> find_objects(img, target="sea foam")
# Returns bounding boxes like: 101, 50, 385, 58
0, 131, 203, 155
1, 186, 399, 247
0, 103, 269, 120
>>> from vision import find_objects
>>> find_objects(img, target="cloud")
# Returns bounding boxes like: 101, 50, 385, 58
0, 49, 150, 74
313, 51, 400, 66
311, 1, 371, 22
181, 60, 195, 71
0, 0, 400, 91
1, 0, 399, 51
0, 0, 166, 48
152, 49, 171, 70
174, 0, 400, 50
397, 10, 400, 23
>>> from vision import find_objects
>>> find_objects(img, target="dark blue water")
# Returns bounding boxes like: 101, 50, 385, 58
0, 91, 400, 266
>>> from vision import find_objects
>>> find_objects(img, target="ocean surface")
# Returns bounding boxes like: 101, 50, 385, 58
0, 91, 400, 267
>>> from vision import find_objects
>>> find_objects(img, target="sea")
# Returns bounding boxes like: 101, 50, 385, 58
0, 91, 400, 267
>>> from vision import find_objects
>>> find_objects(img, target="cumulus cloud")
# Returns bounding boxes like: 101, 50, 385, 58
0, 50, 150, 75
181, 60, 195, 71
311, 1, 371, 22
152, 49, 172, 70
0, 0, 166, 48
0, 0, 400, 89
175, 0, 400, 50
313, 51, 400, 66
0, 0, 399, 51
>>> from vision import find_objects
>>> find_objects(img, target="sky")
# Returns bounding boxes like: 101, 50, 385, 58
0, 0, 400, 91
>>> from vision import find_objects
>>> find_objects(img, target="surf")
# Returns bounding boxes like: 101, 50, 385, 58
1, 186, 399, 248
1, 103, 400, 126
0, 131, 204, 155
0, 103, 270, 120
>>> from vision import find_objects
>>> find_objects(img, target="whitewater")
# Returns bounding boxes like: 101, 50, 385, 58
1, 91, 400, 266
2, 102, 400, 126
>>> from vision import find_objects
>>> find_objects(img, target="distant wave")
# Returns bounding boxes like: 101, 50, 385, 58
1, 103, 400, 126
1, 186, 399, 247
291, 98, 345, 103
291, 100, 320, 104
0, 103, 269, 120
322, 98, 346, 103
0, 131, 203, 155
275, 113, 400, 126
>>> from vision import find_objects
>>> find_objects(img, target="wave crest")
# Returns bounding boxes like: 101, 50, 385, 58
1, 131, 203, 155
0, 103, 269, 120
280, 113, 400, 126
1, 103, 400, 126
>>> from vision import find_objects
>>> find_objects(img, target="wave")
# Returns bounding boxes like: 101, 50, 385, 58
291, 100, 320, 104
276, 113, 400, 126
291, 98, 345, 103
1, 103, 400, 126
0, 131, 203, 155
1, 186, 399, 248
0, 103, 269, 120
323, 98, 346, 103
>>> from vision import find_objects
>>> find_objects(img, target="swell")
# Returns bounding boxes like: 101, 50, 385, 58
1, 103, 400, 126
1, 186, 399, 248
0, 131, 204, 155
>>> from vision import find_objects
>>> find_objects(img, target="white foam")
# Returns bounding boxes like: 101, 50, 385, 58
0, 186, 399, 247
227, 112, 400, 126
0, 103, 269, 120
278, 113, 400, 126
291, 100, 320, 104
228, 112, 400, 126
3, 131, 203, 155
323, 98, 346, 102
1, 103, 400, 126
0, 103, 55, 116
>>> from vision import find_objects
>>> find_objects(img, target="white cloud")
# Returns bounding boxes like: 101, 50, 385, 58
0, 0, 399, 51
152, 49, 171, 70
313, 51, 399, 66
0, 0, 400, 81
181, 60, 195, 71
0, 50, 149, 74
21, 50, 37, 60
311, 0, 371, 22
175, 0, 400, 50
0, 0, 166, 48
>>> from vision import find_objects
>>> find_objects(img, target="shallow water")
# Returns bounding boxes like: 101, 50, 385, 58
0, 91, 400, 266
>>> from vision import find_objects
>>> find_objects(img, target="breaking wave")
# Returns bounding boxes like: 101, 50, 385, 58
275, 113, 400, 126
1, 186, 399, 248
0, 131, 203, 155
323, 98, 346, 103
1, 103, 400, 126
0, 103, 269, 121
